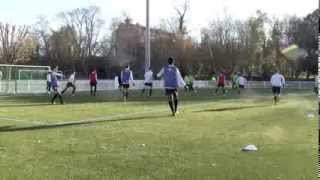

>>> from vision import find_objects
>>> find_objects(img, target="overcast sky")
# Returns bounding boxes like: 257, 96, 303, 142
0, 0, 317, 39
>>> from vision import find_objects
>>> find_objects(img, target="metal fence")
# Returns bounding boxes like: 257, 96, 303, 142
0, 80, 315, 95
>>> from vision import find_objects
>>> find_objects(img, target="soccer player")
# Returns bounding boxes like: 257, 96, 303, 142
141, 68, 153, 97
270, 70, 285, 105
231, 73, 238, 90
237, 73, 247, 94
184, 74, 194, 94
51, 67, 64, 105
89, 69, 98, 96
62, 71, 76, 96
121, 65, 135, 101
46, 70, 52, 94
215, 72, 226, 94
157, 57, 185, 116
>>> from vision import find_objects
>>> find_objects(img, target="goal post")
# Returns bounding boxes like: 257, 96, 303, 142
0, 64, 50, 94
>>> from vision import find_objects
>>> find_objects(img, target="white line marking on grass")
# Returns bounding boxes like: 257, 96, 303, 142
2, 100, 228, 128
0, 98, 260, 129
0, 117, 43, 125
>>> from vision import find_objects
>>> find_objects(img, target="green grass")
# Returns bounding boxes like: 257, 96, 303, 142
0, 88, 317, 180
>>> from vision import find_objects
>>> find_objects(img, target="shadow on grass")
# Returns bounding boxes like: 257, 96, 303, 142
0, 114, 172, 133
194, 105, 269, 113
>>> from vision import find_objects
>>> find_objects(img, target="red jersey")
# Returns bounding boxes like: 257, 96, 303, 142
218, 74, 225, 85
89, 71, 97, 84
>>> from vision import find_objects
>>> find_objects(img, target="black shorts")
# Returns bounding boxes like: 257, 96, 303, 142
217, 83, 224, 88
144, 83, 153, 87
239, 85, 245, 89
165, 89, 177, 95
66, 82, 74, 87
272, 87, 281, 95
122, 84, 130, 89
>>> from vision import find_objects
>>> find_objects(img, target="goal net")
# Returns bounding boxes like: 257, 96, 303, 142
0, 64, 50, 94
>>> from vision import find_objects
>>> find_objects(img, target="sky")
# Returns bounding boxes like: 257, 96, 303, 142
0, 0, 317, 39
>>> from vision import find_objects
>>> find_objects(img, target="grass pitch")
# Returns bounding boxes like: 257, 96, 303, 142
0, 88, 317, 180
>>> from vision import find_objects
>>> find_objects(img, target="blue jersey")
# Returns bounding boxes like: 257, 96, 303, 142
163, 65, 178, 89
51, 74, 58, 88
121, 69, 131, 84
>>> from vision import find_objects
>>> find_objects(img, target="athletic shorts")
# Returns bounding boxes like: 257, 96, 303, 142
272, 86, 281, 95
122, 84, 130, 89
144, 83, 153, 87
217, 83, 224, 88
66, 82, 74, 87
52, 86, 60, 92
165, 88, 177, 95
239, 85, 245, 89
90, 82, 97, 86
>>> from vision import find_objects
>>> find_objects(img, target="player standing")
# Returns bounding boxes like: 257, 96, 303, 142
270, 70, 285, 105
46, 70, 52, 94
237, 73, 247, 94
141, 68, 153, 97
231, 73, 238, 90
62, 71, 76, 96
184, 74, 195, 94
215, 72, 226, 95
157, 57, 185, 116
51, 67, 64, 105
121, 65, 135, 101
89, 69, 98, 96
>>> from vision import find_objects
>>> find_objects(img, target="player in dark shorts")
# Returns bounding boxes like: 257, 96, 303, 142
121, 65, 135, 101
51, 68, 64, 104
89, 69, 98, 96
270, 71, 285, 105
157, 57, 185, 116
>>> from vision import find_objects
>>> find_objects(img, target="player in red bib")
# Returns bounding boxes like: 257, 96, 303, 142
89, 69, 98, 96
215, 72, 226, 94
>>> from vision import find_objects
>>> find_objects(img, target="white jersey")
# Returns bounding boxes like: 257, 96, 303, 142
68, 74, 75, 83
47, 73, 51, 82
144, 70, 153, 83
238, 76, 247, 86
270, 73, 285, 87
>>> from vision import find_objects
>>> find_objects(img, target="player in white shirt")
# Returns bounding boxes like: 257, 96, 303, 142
141, 68, 154, 97
62, 71, 76, 96
46, 70, 52, 94
237, 73, 247, 94
270, 70, 285, 105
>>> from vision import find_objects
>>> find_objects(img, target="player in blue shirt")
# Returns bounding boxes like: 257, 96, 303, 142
157, 57, 186, 116
121, 65, 135, 101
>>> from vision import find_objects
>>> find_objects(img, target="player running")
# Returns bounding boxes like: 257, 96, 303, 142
121, 65, 135, 101
270, 70, 285, 105
89, 69, 98, 96
157, 57, 185, 116
51, 67, 64, 105
141, 68, 153, 97
215, 72, 226, 95
62, 71, 76, 96
237, 73, 247, 94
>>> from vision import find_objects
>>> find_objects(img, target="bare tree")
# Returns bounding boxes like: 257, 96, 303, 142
0, 23, 30, 64
59, 6, 105, 73
174, 0, 190, 35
